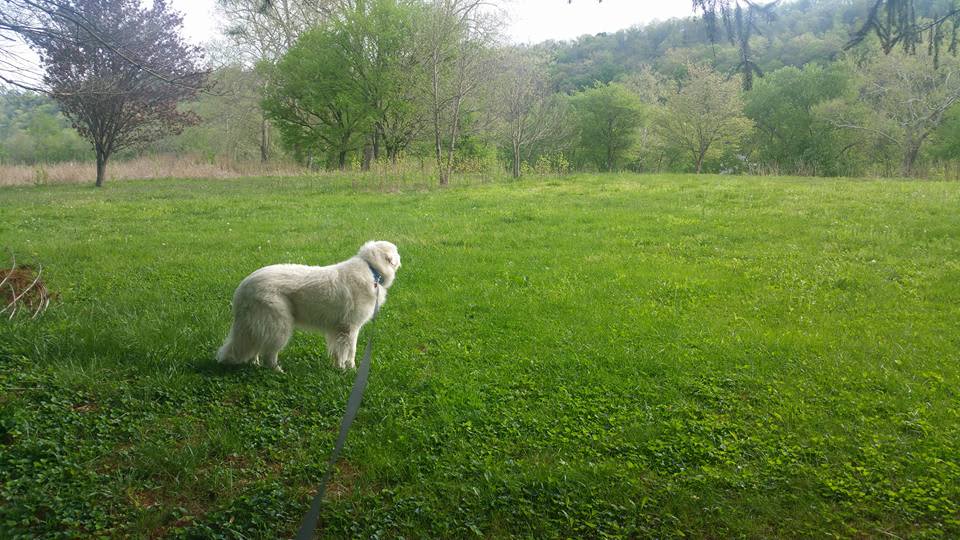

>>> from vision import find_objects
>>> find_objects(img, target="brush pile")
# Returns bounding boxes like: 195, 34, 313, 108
1, 254, 52, 319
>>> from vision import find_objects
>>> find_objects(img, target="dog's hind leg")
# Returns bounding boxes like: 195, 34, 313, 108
262, 351, 283, 373
324, 331, 338, 368
253, 303, 293, 373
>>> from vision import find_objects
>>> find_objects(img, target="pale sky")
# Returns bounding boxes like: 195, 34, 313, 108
1, 0, 696, 86
169, 0, 697, 46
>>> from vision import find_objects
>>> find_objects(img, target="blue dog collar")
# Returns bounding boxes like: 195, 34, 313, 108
368, 263, 383, 285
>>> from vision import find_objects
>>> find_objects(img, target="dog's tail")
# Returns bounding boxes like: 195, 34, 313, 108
217, 327, 243, 364
216, 339, 232, 364
216, 341, 230, 363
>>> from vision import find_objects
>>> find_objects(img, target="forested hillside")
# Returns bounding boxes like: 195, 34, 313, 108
4, 0, 960, 180
0, 89, 87, 164
546, 0, 868, 93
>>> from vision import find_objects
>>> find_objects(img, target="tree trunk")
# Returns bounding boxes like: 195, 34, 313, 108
902, 143, 920, 177
513, 115, 523, 178
338, 130, 353, 170
95, 149, 106, 187
432, 55, 446, 186
442, 95, 461, 185
362, 142, 373, 171
512, 140, 521, 178
260, 116, 270, 163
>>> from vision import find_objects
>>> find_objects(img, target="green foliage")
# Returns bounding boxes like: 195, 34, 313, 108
1, 174, 959, 537
262, 0, 423, 169
452, 137, 500, 175
152, 66, 280, 163
532, 152, 570, 175
655, 64, 753, 174
568, 83, 645, 171
744, 63, 860, 176
0, 89, 89, 164
262, 25, 372, 169
928, 102, 960, 159
548, 0, 855, 93
826, 50, 960, 176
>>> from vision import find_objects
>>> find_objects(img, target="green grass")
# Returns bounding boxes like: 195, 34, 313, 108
1, 173, 958, 538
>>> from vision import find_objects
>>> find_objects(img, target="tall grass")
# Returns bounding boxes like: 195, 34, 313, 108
0, 154, 308, 186
0, 154, 516, 187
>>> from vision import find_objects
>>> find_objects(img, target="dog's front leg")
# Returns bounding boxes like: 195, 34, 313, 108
264, 352, 283, 373
333, 326, 361, 370
345, 326, 361, 369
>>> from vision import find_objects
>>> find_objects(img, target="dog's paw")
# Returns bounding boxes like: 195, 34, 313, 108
271, 365, 285, 374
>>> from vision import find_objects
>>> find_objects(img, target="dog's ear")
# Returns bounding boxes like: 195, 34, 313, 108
378, 242, 401, 269
385, 250, 401, 269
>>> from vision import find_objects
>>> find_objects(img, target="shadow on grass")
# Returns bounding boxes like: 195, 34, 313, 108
189, 357, 281, 379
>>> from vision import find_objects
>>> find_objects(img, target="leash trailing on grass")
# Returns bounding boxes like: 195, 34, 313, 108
294, 268, 382, 540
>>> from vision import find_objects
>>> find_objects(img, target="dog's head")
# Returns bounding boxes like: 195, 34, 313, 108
358, 240, 401, 286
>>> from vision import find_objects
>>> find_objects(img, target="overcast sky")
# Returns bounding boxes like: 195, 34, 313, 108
169, 0, 697, 46
1, 0, 696, 86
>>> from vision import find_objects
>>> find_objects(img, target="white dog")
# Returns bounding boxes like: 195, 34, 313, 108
217, 241, 401, 373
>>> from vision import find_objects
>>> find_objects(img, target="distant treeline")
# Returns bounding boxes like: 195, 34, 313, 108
4, 0, 960, 179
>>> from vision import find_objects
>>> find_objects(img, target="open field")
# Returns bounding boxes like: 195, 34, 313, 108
0, 174, 958, 538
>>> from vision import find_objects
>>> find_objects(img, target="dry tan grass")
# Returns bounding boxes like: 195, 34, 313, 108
0, 155, 308, 186
0, 154, 510, 189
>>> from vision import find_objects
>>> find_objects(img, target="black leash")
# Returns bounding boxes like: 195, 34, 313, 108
294, 269, 382, 540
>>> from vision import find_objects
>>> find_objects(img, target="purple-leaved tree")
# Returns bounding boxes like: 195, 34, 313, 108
24, 0, 208, 186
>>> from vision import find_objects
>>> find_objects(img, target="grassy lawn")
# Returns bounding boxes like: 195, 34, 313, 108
1, 173, 958, 538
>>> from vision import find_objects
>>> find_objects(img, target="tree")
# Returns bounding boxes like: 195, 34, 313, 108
692, 0, 779, 90
691, 1, 960, 78
419, 0, 500, 185
928, 102, 960, 162
744, 63, 859, 176
25, 0, 207, 186
571, 0, 960, 91
655, 63, 752, 174
826, 51, 960, 176
569, 82, 644, 172
151, 65, 276, 163
496, 46, 566, 178
262, 0, 424, 169
339, 0, 426, 166
218, 0, 337, 62
215, 0, 338, 163
262, 27, 370, 168
846, 0, 960, 62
